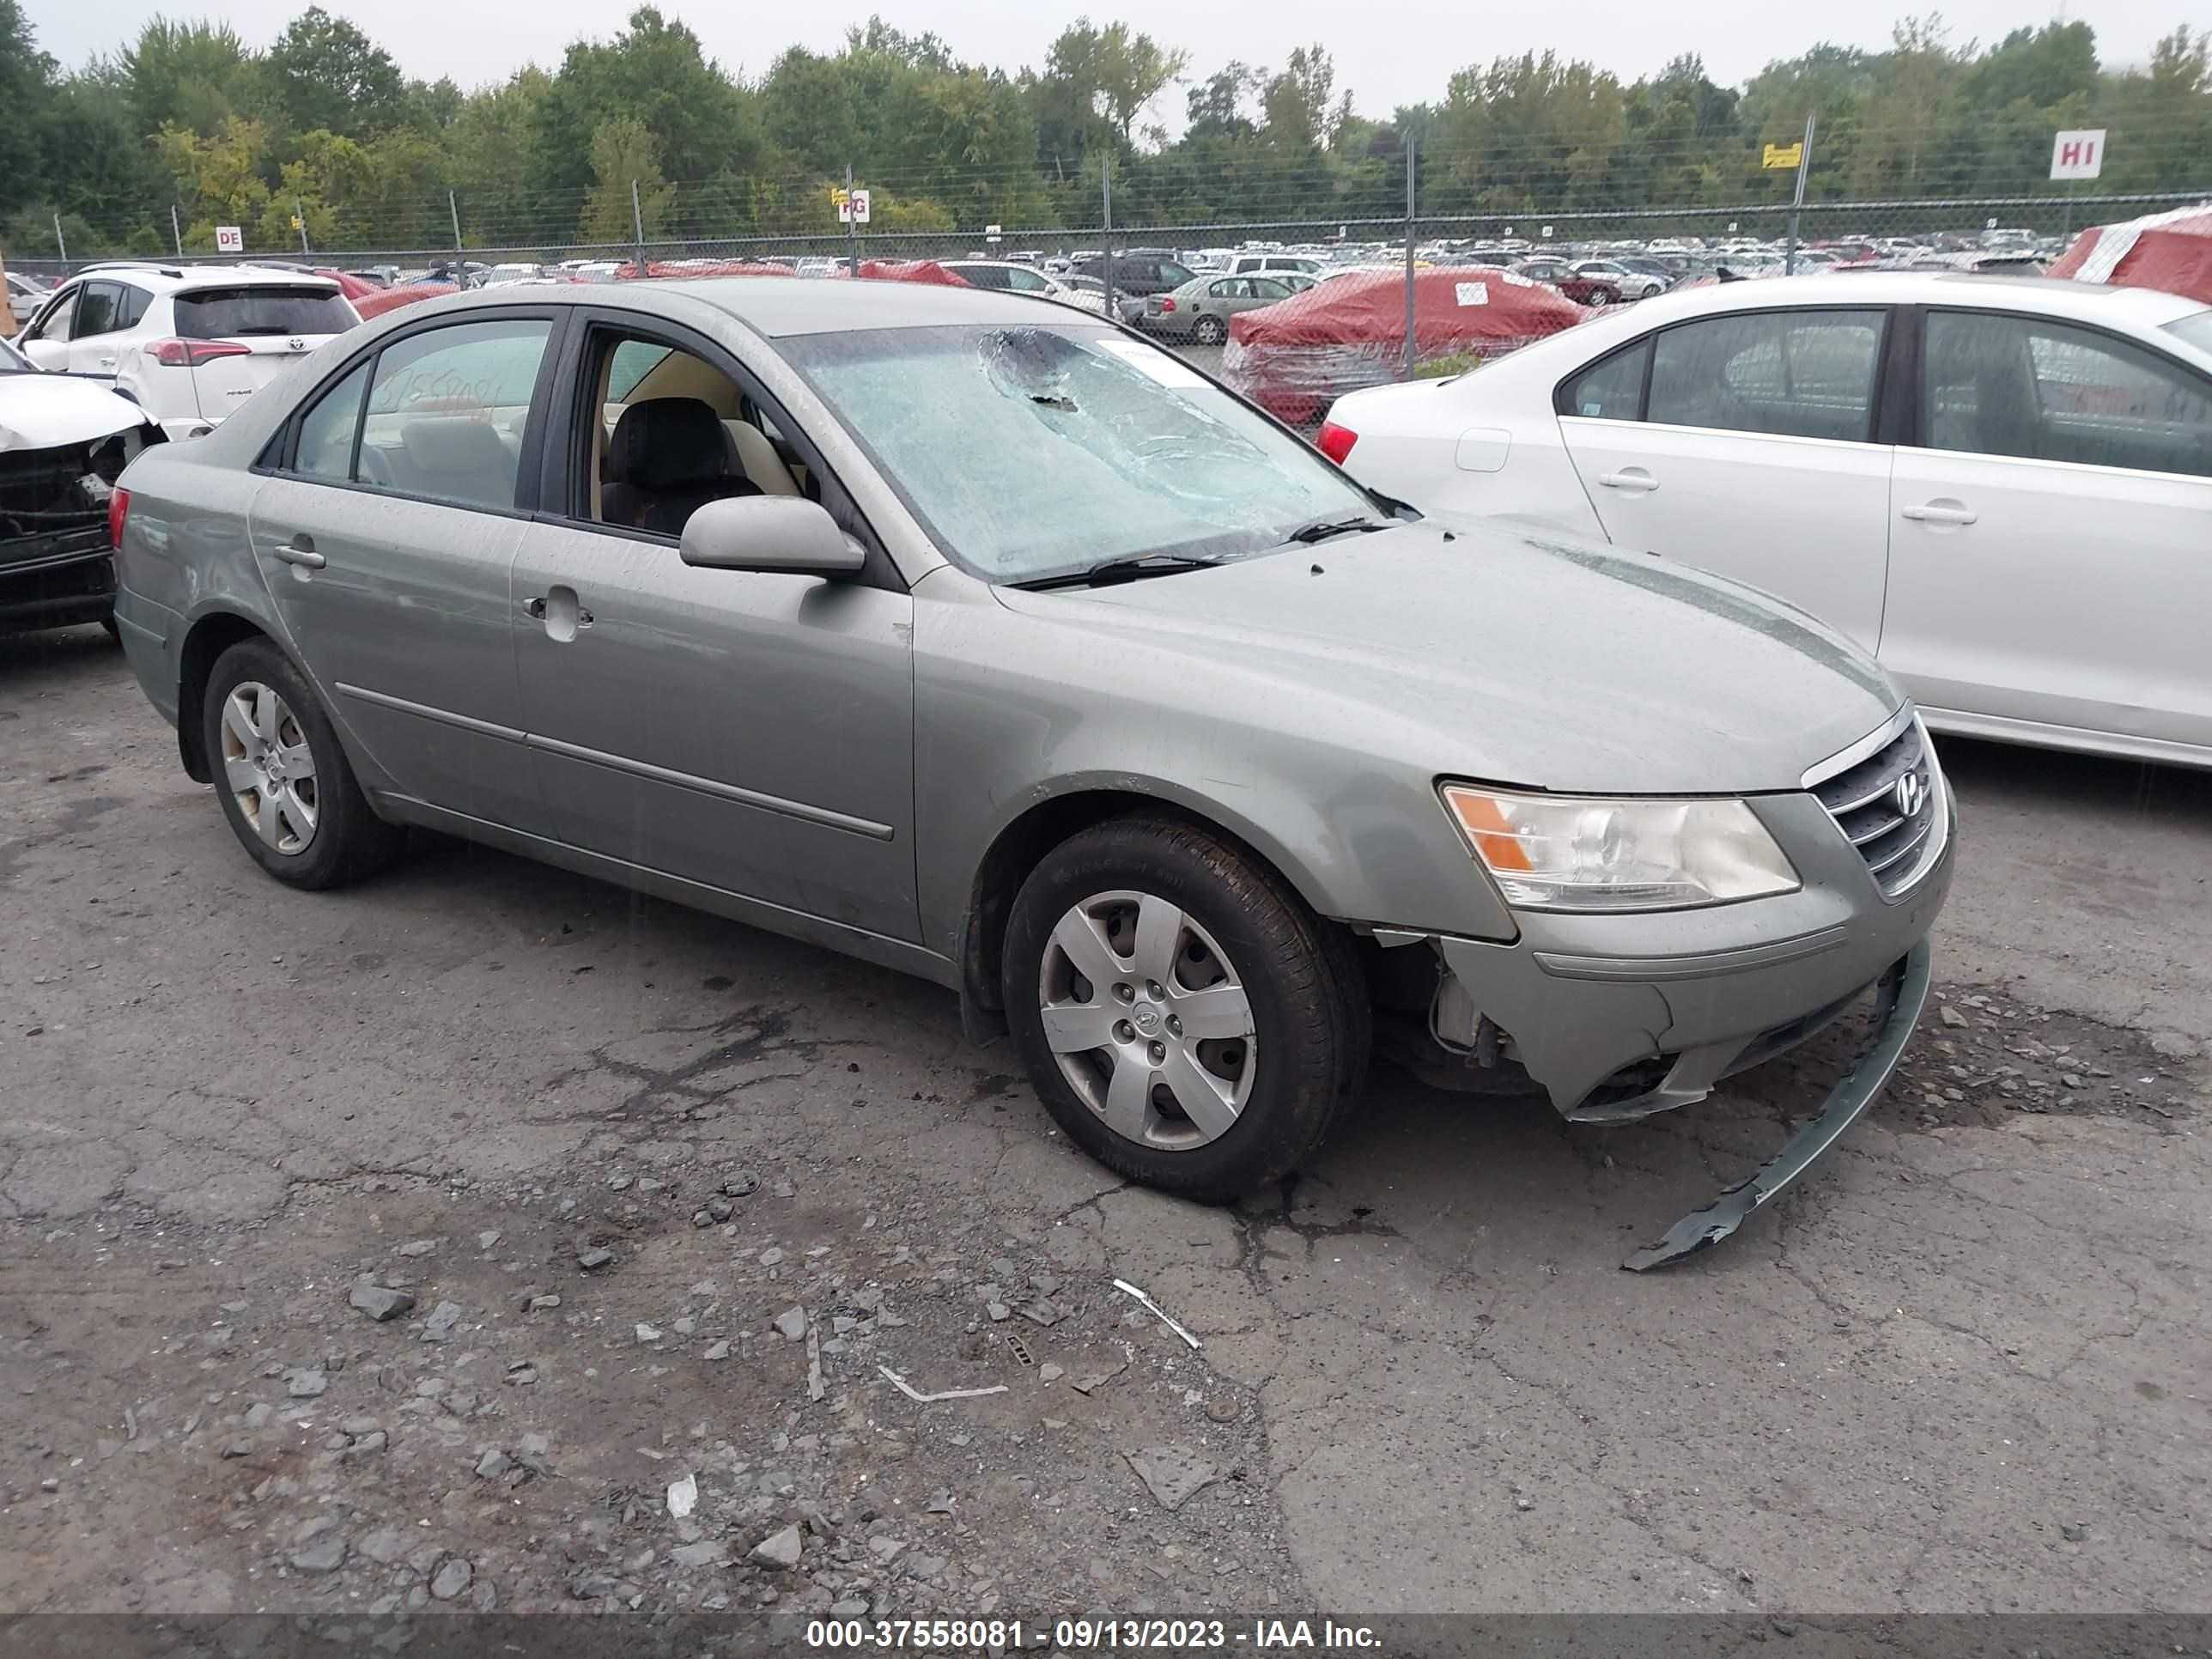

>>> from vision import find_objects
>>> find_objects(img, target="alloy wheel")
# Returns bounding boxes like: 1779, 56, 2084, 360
220, 681, 319, 855
1036, 890, 1259, 1150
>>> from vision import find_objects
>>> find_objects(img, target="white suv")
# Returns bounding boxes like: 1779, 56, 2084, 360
14, 263, 361, 440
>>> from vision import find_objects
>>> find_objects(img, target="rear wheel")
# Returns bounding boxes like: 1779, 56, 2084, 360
1003, 816, 1367, 1200
1193, 315, 1226, 346
201, 636, 404, 890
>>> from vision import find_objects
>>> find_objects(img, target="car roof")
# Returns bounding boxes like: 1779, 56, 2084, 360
382, 276, 1091, 337
62, 261, 343, 295
1583, 270, 2205, 331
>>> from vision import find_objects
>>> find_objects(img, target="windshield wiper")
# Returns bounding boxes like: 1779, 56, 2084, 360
1280, 515, 1388, 545
1011, 554, 1228, 591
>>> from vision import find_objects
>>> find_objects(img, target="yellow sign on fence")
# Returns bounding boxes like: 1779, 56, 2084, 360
1762, 143, 1804, 170
829, 187, 849, 206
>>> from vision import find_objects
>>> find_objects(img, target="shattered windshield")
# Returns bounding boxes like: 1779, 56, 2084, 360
775, 324, 1379, 582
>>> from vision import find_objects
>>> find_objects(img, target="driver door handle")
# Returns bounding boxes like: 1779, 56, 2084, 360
274, 534, 325, 569
1596, 467, 1659, 493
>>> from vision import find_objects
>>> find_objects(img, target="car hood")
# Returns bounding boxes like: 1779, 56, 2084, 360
0, 374, 150, 451
994, 520, 1900, 794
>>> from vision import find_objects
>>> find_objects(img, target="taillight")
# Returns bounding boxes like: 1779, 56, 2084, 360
1316, 421, 1358, 464
146, 339, 252, 368
1159, 297, 1176, 313
109, 487, 131, 551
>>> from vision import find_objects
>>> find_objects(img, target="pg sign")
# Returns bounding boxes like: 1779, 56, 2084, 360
833, 188, 871, 225
2050, 129, 2106, 181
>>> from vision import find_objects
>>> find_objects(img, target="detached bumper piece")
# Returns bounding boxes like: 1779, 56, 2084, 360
1623, 939, 1931, 1272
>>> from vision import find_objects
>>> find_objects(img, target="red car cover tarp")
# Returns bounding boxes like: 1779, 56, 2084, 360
1223, 268, 1584, 422
352, 281, 458, 319
2048, 203, 2212, 306
855, 259, 970, 287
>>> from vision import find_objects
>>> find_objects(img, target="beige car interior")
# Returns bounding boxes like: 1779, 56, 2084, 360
589, 339, 805, 523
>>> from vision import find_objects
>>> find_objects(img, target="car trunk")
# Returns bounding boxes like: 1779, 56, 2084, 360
172, 284, 356, 422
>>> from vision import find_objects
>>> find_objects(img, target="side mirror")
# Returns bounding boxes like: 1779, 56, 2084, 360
679, 495, 866, 577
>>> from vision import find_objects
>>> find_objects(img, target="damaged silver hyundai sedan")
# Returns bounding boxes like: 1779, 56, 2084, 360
108, 280, 1953, 1265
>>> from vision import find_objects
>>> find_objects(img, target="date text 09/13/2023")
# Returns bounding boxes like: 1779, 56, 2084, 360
804, 1617, 1385, 1650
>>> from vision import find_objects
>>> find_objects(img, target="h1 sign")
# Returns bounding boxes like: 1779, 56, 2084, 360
2050, 129, 2106, 181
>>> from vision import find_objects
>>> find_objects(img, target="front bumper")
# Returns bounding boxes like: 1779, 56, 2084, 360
1395, 762, 1954, 1265
1424, 781, 1953, 1118
0, 527, 114, 634
1622, 940, 1929, 1269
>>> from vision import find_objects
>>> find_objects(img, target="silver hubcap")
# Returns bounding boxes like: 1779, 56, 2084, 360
220, 682, 319, 856
1038, 890, 1258, 1151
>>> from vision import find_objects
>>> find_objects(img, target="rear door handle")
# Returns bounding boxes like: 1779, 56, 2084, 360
274, 534, 325, 569
1900, 500, 1977, 526
1596, 467, 1658, 493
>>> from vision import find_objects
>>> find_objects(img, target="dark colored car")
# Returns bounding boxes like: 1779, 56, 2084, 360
1511, 258, 1623, 307
1071, 250, 1195, 300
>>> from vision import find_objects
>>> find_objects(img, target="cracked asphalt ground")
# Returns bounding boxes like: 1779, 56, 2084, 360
3, 623, 2209, 1620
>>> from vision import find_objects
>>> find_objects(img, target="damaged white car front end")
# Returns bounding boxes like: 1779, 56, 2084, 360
1, 346, 164, 635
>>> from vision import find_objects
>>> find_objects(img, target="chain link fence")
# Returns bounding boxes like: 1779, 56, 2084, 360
10, 138, 2204, 419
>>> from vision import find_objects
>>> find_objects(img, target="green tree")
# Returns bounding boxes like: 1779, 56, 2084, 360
534, 8, 764, 197
267, 7, 406, 138
0, 0, 57, 216
579, 116, 672, 242
118, 18, 260, 138
156, 116, 275, 248
1262, 46, 1337, 151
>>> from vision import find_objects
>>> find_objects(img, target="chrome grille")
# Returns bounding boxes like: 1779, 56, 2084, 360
1811, 718, 1942, 898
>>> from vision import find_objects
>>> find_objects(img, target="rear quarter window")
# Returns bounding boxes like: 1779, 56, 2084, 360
174, 287, 356, 340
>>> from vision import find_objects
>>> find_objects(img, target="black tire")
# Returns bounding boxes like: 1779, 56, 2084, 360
98, 615, 120, 641
1002, 815, 1369, 1201
201, 635, 404, 890
1193, 315, 1225, 345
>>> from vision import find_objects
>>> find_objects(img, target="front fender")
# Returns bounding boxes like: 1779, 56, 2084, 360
912, 599, 1522, 966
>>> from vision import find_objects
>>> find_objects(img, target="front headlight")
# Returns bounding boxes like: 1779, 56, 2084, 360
1440, 784, 1801, 912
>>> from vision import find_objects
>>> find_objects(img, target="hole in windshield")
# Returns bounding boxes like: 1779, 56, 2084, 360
774, 324, 1381, 584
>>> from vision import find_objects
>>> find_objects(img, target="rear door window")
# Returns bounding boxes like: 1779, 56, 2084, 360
358, 319, 554, 509
1648, 309, 1886, 442
293, 361, 373, 482
174, 286, 356, 341
1559, 340, 1652, 420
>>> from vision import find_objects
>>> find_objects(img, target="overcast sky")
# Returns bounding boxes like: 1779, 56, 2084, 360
28, 0, 2162, 118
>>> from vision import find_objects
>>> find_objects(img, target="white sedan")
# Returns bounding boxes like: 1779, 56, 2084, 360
1320, 270, 2212, 770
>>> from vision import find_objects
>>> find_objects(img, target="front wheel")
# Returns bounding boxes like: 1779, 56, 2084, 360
202, 636, 404, 890
1002, 817, 1368, 1200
